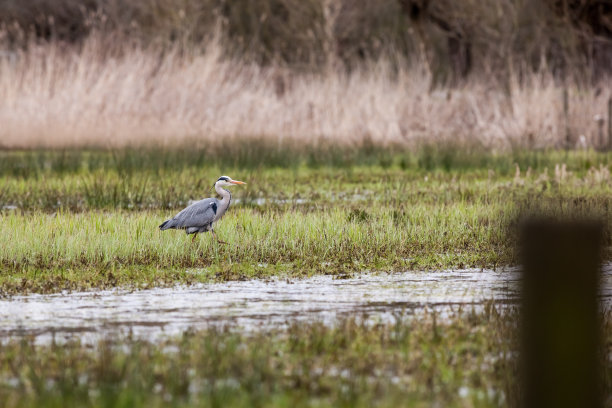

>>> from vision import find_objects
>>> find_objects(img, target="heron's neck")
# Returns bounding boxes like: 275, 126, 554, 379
215, 183, 231, 205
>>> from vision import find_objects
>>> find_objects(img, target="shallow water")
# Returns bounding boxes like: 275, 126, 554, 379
1, 267, 611, 344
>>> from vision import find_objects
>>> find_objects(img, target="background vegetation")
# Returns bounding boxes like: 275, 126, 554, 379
0, 0, 610, 150
2, 0, 611, 79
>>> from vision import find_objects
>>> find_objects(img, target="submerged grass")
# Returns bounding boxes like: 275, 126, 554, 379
2, 149, 612, 294
2, 305, 611, 408
0, 306, 526, 408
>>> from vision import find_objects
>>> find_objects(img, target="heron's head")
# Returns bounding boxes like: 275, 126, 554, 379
215, 176, 246, 187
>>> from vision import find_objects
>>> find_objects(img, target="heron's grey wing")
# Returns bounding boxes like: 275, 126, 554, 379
166, 198, 218, 229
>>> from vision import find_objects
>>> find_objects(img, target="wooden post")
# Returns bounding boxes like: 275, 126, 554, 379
520, 220, 603, 408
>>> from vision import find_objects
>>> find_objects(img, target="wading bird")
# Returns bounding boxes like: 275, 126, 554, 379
159, 176, 246, 244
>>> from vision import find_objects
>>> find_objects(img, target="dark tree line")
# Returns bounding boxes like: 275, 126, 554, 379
0, 0, 610, 80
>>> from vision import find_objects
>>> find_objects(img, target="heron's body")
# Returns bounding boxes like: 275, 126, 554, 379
159, 176, 245, 243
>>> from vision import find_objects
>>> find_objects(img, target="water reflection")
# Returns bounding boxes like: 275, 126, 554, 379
1, 267, 610, 344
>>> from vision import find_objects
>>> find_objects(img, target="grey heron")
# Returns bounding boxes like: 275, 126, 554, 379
159, 176, 246, 244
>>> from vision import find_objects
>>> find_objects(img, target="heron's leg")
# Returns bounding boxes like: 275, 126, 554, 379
191, 232, 198, 243
211, 230, 228, 245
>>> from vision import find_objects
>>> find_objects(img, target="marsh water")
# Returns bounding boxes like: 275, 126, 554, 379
2, 267, 611, 344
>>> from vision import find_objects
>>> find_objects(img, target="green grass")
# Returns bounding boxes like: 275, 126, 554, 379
0, 204, 508, 293
2, 148, 612, 294
2, 144, 612, 179
2, 146, 612, 213
0, 305, 526, 408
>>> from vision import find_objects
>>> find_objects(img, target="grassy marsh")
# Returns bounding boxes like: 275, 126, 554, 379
0, 205, 507, 294
2, 151, 612, 406
2, 149, 612, 294
3, 147, 612, 213
0, 306, 525, 408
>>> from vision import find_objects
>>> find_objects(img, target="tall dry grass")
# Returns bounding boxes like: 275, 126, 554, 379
0, 36, 610, 150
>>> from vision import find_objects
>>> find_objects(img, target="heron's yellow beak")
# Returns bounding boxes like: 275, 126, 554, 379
231, 180, 246, 185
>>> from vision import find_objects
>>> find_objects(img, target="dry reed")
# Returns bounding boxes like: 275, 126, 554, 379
0, 36, 610, 150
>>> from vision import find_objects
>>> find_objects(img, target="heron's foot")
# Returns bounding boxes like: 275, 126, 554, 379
211, 231, 228, 245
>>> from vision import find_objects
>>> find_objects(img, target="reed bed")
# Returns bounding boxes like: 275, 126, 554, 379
0, 36, 610, 151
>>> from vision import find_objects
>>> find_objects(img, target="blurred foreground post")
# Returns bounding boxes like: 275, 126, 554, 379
520, 220, 603, 408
